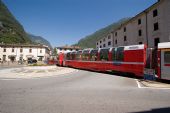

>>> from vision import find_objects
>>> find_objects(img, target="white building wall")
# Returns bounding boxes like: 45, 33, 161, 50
0, 47, 2, 60
0, 46, 49, 62
147, 2, 161, 48
96, 0, 170, 48
168, 0, 170, 41
96, 34, 113, 48
161, 0, 170, 43
132, 15, 147, 45
146, 0, 170, 48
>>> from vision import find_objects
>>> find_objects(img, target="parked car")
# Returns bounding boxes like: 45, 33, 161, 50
28, 59, 37, 64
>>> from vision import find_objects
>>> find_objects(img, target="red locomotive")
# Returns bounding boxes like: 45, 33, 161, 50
57, 42, 170, 80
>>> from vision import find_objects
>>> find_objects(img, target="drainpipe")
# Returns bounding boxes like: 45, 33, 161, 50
111, 31, 114, 47
144, 11, 149, 47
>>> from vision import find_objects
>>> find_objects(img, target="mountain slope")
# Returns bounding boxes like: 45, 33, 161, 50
74, 18, 131, 48
27, 33, 52, 48
0, 0, 31, 44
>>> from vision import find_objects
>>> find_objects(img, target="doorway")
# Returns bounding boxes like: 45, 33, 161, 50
154, 38, 160, 48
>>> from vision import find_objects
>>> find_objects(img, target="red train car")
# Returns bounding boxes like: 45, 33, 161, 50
157, 42, 170, 80
57, 52, 64, 66
63, 44, 147, 77
58, 42, 170, 80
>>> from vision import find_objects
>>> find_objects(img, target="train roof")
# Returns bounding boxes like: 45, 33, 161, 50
90, 49, 99, 53
82, 49, 92, 53
109, 44, 145, 51
158, 42, 170, 49
124, 44, 145, 50
79, 44, 145, 53
98, 48, 110, 52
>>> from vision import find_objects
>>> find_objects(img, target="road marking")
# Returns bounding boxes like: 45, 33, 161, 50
0, 78, 22, 81
135, 79, 170, 90
136, 80, 142, 88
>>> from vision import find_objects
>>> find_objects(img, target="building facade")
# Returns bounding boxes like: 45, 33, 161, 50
55, 46, 81, 54
96, 0, 170, 48
96, 34, 113, 48
0, 44, 51, 62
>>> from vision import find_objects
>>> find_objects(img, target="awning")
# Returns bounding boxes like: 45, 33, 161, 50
26, 55, 34, 58
38, 56, 44, 57
8, 55, 16, 58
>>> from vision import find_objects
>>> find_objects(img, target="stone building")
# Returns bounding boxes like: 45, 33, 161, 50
96, 0, 170, 48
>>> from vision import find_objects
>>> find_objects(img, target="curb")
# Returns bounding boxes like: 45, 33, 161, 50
138, 80, 170, 88
0, 67, 78, 80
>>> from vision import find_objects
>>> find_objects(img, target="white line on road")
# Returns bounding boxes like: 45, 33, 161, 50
0, 78, 22, 81
135, 79, 170, 90
136, 80, 142, 88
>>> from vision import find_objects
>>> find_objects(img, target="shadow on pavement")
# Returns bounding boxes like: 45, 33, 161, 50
68, 66, 170, 84
129, 107, 170, 113
72, 67, 140, 79
157, 79, 170, 84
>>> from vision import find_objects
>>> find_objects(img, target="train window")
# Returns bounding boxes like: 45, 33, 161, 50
82, 50, 90, 61
100, 48, 109, 61
90, 49, 98, 61
112, 48, 116, 61
164, 51, 170, 63
66, 52, 71, 60
75, 51, 82, 60
70, 52, 76, 60
116, 47, 124, 61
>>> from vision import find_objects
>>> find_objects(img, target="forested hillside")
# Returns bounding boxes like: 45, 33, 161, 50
27, 33, 52, 48
0, 0, 31, 44
74, 18, 131, 48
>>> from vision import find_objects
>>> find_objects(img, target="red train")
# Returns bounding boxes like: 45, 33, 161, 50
57, 42, 170, 80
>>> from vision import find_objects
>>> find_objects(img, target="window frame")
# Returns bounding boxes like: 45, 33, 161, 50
108, 41, 111, 46
75, 51, 82, 60
40, 50, 42, 53
153, 9, 158, 17
108, 35, 111, 39
115, 32, 117, 37
20, 48, 23, 53
138, 29, 142, 36
138, 19, 141, 25
124, 27, 126, 32
12, 48, 14, 52
112, 47, 124, 62
154, 22, 159, 31
164, 51, 170, 64
90, 49, 98, 61
82, 50, 90, 61
29, 48, 32, 53
124, 36, 127, 42
99, 48, 109, 61
115, 39, 117, 44
3, 48, 6, 52
139, 42, 143, 44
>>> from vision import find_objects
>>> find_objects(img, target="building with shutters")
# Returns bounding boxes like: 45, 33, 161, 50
0, 44, 51, 62
96, 0, 170, 49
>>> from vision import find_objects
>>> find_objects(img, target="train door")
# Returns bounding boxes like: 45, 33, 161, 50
58, 53, 64, 66
160, 49, 170, 80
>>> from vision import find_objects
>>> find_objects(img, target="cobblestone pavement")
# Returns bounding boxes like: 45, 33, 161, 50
0, 66, 77, 79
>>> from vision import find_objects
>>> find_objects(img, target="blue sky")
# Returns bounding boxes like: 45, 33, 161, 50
3, 0, 157, 47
